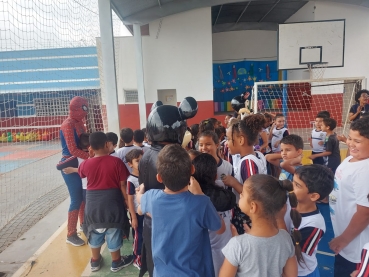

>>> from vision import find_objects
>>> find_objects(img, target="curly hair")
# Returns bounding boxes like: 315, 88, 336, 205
230, 114, 266, 146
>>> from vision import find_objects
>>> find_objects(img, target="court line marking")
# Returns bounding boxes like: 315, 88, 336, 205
11, 221, 67, 277
317, 250, 336, 257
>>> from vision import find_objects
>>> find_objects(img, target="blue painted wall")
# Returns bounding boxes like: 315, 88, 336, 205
0, 47, 100, 118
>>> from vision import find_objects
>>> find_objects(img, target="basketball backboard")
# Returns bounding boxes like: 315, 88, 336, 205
278, 19, 345, 70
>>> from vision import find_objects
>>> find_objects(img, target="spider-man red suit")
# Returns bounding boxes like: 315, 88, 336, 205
60, 96, 89, 246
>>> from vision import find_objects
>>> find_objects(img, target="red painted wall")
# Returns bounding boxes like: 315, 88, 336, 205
119, 101, 225, 130
287, 94, 343, 128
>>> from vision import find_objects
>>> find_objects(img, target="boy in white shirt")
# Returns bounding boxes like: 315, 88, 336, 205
329, 118, 369, 277
310, 111, 329, 165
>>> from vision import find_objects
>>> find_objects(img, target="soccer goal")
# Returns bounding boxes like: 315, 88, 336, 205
251, 77, 366, 143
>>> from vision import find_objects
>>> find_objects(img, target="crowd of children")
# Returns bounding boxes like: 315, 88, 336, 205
59, 89, 369, 277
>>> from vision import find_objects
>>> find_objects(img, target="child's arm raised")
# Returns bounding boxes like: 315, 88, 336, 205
266, 153, 282, 167
308, 151, 331, 160
259, 131, 269, 153
282, 256, 298, 277
280, 155, 302, 175
269, 123, 275, 141
219, 259, 237, 277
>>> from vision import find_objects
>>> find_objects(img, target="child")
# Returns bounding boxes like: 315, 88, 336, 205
329, 118, 369, 277
222, 114, 267, 202
349, 89, 369, 122
78, 132, 133, 272
266, 134, 304, 181
309, 117, 341, 174
133, 129, 149, 153
199, 119, 215, 134
223, 118, 241, 166
141, 128, 150, 147
219, 174, 300, 277
292, 165, 334, 277
221, 114, 267, 235
116, 128, 141, 173
258, 113, 273, 154
190, 124, 199, 150
198, 130, 233, 189
125, 148, 144, 270
270, 113, 289, 153
136, 144, 225, 277
62, 133, 90, 237
310, 111, 329, 165
192, 154, 236, 276
188, 149, 201, 160
106, 132, 119, 157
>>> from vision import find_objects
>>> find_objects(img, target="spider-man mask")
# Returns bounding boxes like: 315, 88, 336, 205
69, 96, 88, 121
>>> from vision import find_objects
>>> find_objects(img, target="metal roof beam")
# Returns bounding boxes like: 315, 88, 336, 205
258, 0, 281, 23
213, 5, 223, 26
235, 1, 251, 24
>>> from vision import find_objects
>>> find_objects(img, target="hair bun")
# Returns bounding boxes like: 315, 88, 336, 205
243, 114, 265, 132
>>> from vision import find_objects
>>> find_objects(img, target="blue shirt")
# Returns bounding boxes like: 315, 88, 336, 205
141, 190, 221, 277
279, 164, 301, 181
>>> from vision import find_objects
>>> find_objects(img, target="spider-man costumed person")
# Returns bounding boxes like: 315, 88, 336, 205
60, 96, 89, 246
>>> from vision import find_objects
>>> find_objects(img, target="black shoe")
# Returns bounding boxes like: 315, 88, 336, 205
110, 255, 134, 272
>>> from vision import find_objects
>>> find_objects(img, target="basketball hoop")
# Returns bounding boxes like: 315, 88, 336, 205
307, 62, 328, 81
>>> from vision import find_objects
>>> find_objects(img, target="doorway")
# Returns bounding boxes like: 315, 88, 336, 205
157, 89, 177, 106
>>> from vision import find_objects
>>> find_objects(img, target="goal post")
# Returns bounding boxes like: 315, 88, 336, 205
251, 77, 366, 142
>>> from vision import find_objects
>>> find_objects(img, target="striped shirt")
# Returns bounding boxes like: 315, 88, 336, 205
288, 209, 325, 276
357, 243, 369, 277
233, 152, 267, 202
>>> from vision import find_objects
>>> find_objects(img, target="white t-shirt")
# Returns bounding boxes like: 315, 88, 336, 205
311, 129, 326, 153
127, 174, 139, 212
357, 242, 369, 277
77, 157, 87, 189
330, 156, 369, 263
271, 127, 288, 152
234, 152, 267, 202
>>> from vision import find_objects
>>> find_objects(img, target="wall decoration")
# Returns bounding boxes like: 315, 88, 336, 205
213, 60, 278, 113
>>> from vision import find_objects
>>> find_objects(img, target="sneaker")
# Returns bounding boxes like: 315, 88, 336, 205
66, 234, 85, 246
133, 260, 141, 270
110, 255, 134, 272
90, 255, 103, 272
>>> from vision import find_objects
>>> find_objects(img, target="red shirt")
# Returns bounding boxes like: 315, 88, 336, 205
79, 155, 129, 190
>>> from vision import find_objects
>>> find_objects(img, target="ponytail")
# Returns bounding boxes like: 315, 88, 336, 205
280, 179, 304, 265
246, 175, 305, 265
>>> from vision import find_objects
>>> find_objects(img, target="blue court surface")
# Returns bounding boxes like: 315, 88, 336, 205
317, 203, 334, 276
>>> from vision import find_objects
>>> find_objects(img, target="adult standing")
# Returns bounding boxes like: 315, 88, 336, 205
60, 96, 90, 246
138, 97, 198, 277
349, 89, 369, 122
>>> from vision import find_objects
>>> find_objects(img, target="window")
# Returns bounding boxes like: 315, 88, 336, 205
124, 89, 138, 103
34, 98, 69, 116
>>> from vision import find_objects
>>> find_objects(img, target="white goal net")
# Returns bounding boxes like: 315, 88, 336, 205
0, 0, 124, 252
251, 77, 366, 143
